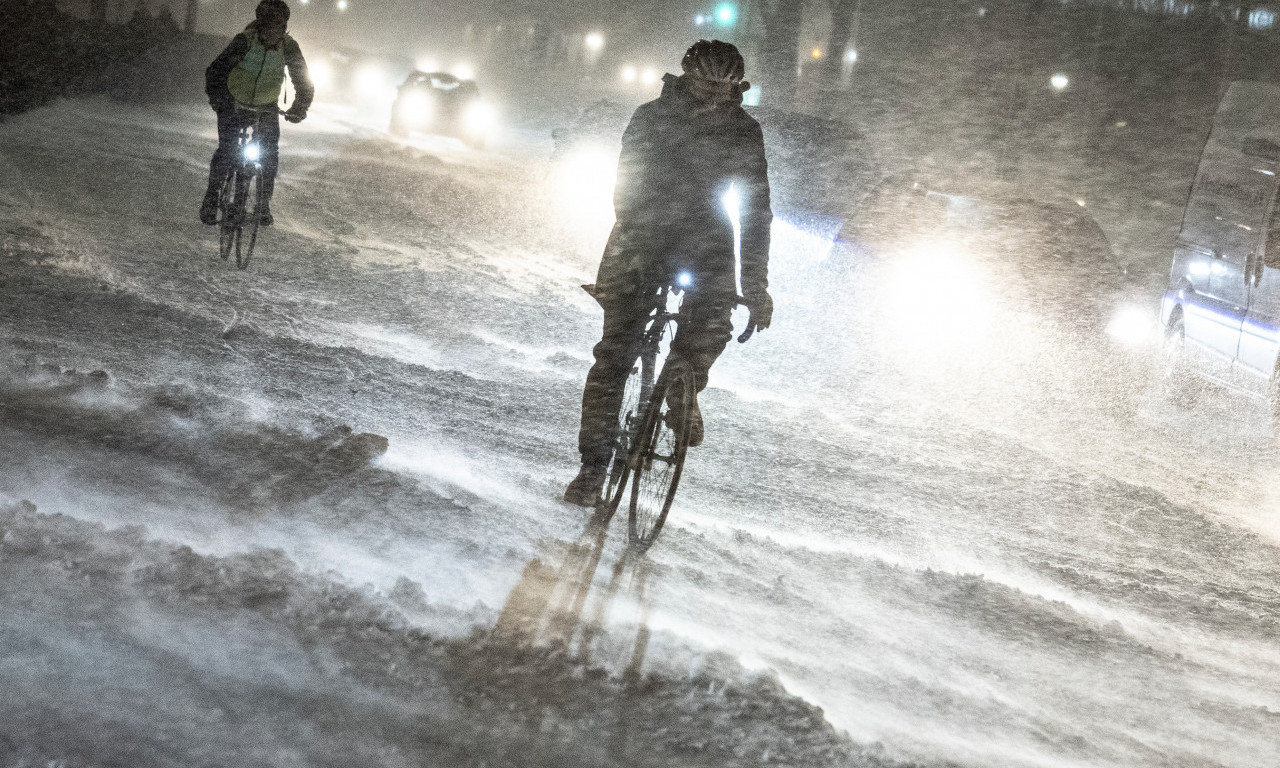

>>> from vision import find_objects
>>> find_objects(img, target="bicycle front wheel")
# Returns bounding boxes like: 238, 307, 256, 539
627, 361, 695, 552
236, 170, 262, 270
600, 350, 656, 517
218, 171, 239, 261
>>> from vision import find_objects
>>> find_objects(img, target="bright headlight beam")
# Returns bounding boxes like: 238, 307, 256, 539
243, 142, 261, 162
463, 101, 497, 132
677, 271, 693, 287
1106, 305, 1157, 347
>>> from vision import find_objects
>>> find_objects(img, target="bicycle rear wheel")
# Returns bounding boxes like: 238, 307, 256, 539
627, 361, 695, 552
236, 171, 262, 270
218, 171, 239, 261
600, 351, 656, 516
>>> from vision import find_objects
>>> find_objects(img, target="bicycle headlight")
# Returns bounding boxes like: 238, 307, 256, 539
243, 142, 261, 162
677, 271, 693, 288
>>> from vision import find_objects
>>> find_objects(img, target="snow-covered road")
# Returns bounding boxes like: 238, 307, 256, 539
2, 97, 1278, 768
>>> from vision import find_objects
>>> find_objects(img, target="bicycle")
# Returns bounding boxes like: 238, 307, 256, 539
597, 282, 754, 553
218, 105, 280, 270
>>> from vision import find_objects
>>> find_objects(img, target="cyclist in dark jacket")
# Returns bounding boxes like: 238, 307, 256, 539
199, 0, 312, 226
564, 39, 774, 507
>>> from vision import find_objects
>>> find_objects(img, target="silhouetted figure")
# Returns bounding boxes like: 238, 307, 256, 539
153, 3, 179, 37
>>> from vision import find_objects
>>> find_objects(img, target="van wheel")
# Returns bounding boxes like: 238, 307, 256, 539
1162, 315, 1198, 407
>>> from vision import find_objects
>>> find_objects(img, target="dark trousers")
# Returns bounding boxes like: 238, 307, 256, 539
206, 109, 280, 199
577, 288, 734, 465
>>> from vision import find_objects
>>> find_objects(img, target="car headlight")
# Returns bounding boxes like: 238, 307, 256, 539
399, 92, 432, 125
243, 142, 261, 162
1105, 305, 1158, 347
463, 101, 497, 133
878, 239, 994, 357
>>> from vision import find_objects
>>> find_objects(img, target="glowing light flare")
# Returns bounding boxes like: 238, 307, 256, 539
1050, 73, 1069, 90
552, 145, 618, 235
415, 57, 439, 73
452, 62, 475, 80
356, 65, 386, 94
335, 0, 347, 10
878, 240, 995, 359
463, 101, 498, 133
844, 49, 858, 64
715, 2, 736, 24
243, 142, 261, 162
722, 185, 742, 256
399, 91, 432, 125
620, 65, 637, 83
677, 271, 693, 288
640, 67, 659, 85
811, 48, 823, 59
1106, 305, 1159, 347
584, 32, 606, 51
695, 14, 706, 25
309, 60, 330, 89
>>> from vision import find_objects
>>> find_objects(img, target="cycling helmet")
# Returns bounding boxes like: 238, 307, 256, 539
255, 0, 290, 24
681, 39, 745, 83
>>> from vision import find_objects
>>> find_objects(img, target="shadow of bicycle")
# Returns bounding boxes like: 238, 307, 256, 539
491, 506, 654, 687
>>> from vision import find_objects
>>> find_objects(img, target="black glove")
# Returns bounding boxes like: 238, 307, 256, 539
744, 290, 773, 333
284, 107, 307, 124
209, 96, 233, 115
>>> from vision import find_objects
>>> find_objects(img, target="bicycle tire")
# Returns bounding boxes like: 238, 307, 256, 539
236, 170, 262, 270
627, 361, 695, 552
600, 350, 656, 516
218, 171, 238, 261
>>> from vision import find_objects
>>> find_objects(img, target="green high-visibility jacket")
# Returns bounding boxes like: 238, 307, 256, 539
205, 22, 314, 110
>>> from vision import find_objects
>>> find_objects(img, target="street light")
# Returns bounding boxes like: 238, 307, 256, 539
695, 14, 705, 25
585, 32, 605, 52
1050, 73, 1069, 90
335, 0, 347, 10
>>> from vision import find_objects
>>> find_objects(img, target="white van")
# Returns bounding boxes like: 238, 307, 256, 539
1162, 80, 1280, 404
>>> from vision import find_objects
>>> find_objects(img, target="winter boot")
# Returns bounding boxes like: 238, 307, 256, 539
199, 186, 219, 225
564, 463, 606, 507
686, 393, 704, 447
666, 386, 704, 447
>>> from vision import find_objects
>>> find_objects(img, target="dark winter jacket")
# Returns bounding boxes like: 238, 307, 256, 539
596, 73, 772, 301
205, 22, 313, 111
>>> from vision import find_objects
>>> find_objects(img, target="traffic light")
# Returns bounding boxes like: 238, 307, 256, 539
715, 2, 737, 25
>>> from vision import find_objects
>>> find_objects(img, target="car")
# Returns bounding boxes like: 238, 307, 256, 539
389, 71, 496, 148
842, 172, 1146, 341
1161, 80, 1280, 410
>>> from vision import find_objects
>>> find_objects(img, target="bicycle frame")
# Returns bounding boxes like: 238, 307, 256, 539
217, 106, 279, 268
